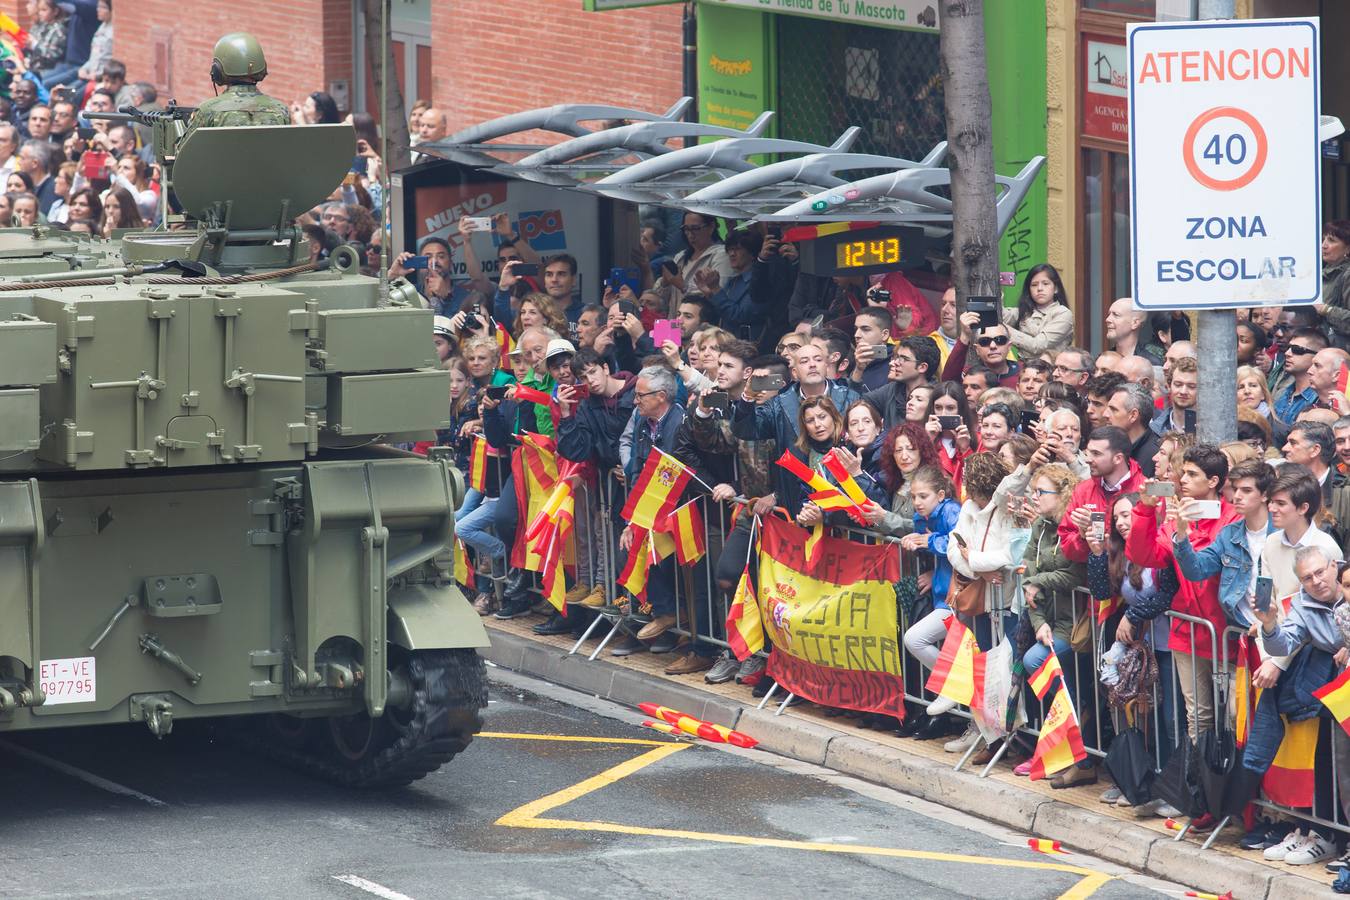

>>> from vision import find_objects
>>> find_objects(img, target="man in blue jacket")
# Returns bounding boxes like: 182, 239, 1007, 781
733, 341, 860, 452
1170, 458, 1275, 630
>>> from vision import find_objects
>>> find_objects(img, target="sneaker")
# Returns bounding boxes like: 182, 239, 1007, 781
1239, 818, 1284, 851
943, 723, 980, 753
750, 676, 776, 698
1326, 848, 1350, 873
1153, 802, 1182, 818
609, 633, 646, 657
1287, 831, 1336, 866
494, 593, 535, 619
735, 655, 766, 684
563, 583, 591, 606
704, 652, 740, 685
926, 694, 958, 716
1099, 786, 1123, 804
1264, 828, 1307, 862
1285, 831, 1339, 863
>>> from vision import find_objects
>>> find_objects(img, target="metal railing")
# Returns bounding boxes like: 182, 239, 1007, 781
463, 452, 1350, 849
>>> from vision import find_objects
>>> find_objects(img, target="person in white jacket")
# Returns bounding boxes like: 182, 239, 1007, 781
1002, 264, 1075, 357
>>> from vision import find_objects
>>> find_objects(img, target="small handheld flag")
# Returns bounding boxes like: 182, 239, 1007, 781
1314, 667, 1350, 737
1027, 653, 1065, 701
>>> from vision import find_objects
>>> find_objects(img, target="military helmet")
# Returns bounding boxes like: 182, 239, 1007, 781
210, 32, 269, 85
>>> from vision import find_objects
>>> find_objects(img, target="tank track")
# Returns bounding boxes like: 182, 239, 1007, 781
232, 648, 487, 789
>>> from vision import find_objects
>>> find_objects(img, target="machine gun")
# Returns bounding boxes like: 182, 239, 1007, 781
84, 102, 198, 227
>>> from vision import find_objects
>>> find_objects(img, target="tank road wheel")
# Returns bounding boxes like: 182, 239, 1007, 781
316, 648, 487, 789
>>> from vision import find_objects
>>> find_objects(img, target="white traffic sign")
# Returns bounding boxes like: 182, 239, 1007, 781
1128, 18, 1321, 309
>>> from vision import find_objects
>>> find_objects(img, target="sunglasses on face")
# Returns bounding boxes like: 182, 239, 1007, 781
975, 335, 1010, 348
1286, 344, 1317, 356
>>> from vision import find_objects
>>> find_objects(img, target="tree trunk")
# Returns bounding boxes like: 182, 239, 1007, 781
939, 0, 999, 309
362, 0, 412, 171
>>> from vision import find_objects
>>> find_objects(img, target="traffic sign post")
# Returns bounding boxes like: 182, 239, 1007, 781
1128, 18, 1321, 310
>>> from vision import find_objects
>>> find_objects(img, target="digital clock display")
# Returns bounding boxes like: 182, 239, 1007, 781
835, 237, 902, 269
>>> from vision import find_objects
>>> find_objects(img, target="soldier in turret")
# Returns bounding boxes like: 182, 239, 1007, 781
189, 32, 290, 129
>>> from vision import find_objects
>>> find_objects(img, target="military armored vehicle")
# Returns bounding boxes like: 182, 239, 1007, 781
0, 109, 489, 788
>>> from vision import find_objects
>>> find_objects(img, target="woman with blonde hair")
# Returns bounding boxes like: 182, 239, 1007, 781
513, 292, 568, 338
690, 325, 733, 379
1235, 364, 1273, 419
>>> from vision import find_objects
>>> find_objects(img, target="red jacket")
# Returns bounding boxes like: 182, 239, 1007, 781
1057, 461, 1147, 563
1125, 499, 1242, 660
874, 271, 938, 337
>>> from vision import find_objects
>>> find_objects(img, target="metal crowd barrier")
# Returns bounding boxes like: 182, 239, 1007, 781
465, 452, 1350, 848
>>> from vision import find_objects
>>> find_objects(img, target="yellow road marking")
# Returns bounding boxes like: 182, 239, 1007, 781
478, 731, 671, 747
484, 732, 1114, 898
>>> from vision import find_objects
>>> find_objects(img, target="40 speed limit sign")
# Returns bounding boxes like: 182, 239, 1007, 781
1128, 18, 1321, 309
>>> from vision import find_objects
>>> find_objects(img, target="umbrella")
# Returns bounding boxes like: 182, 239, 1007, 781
1152, 736, 1205, 817
1195, 729, 1245, 819
1105, 726, 1155, 806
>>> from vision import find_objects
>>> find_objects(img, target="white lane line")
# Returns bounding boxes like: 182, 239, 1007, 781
332, 875, 417, 900
0, 738, 167, 807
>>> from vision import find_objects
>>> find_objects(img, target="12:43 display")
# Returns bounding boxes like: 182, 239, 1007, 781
835, 237, 902, 269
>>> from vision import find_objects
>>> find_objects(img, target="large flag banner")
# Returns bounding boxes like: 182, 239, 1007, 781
621, 449, 692, 531
1027, 688, 1086, 781
1262, 716, 1318, 807
757, 518, 903, 716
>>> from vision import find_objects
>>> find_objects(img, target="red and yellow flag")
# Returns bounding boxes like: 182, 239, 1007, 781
758, 518, 904, 716
726, 565, 763, 661
467, 436, 489, 493
1027, 653, 1064, 701
1028, 688, 1086, 781
1262, 717, 1318, 807
539, 505, 573, 615
1337, 362, 1350, 395
776, 449, 837, 495
1095, 595, 1120, 626
1233, 635, 1258, 748
1315, 667, 1350, 737
1027, 839, 1067, 855
781, 220, 880, 244
495, 328, 515, 370
511, 434, 570, 572
618, 530, 652, 602
621, 449, 693, 531
664, 501, 706, 565
453, 538, 475, 591
803, 521, 825, 570
925, 616, 986, 710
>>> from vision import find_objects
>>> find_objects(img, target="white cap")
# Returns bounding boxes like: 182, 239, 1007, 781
433, 315, 454, 337
545, 338, 576, 361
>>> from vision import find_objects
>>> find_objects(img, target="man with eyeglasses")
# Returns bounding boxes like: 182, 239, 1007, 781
1273, 327, 1328, 438
939, 310, 1020, 388
458, 213, 540, 300
1245, 543, 1346, 868
1267, 307, 1321, 398
1051, 347, 1094, 390
864, 334, 939, 430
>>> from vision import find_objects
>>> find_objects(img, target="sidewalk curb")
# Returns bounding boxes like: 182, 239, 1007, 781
480, 631, 1322, 900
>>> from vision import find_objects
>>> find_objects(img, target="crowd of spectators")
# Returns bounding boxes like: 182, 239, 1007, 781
419, 207, 1350, 870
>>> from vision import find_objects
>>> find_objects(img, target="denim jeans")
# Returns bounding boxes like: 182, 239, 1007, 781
455, 488, 484, 521
458, 497, 504, 564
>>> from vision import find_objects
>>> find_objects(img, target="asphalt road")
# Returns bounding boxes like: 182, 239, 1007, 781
0, 666, 1184, 900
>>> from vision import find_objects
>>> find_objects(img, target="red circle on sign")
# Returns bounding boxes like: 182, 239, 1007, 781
1181, 106, 1269, 192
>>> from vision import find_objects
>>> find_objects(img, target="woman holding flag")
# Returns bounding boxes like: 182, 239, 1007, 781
783, 397, 888, 532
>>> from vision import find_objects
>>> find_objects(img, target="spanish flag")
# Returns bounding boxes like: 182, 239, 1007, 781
726, 565, 763, 660
453, 538, 475, 591
467, 436, 489, 493
1337, 362, 1350, 396
1233, 635, 1258, 747
664, 501, 706, 565
777, 449, 836, 495
495, 327, 515, 370
539, 504, 573, 614
1027, 653, 1064, 701
618, 529, 652, 602
1027, 688, 1086, 781
621, 448, 693, 532
1314, 667, 1350, 737
511, 434, 564, 571
803, 520, 825, 570
1095, 595, 1120, 626
1261, 716, 1318, 807
925, 616, 985, 710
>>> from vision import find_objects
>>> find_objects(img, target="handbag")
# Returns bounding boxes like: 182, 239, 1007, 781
1069, 602, 1094, 653
948, 514, 993, 616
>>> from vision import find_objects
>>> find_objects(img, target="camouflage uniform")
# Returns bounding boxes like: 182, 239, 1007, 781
189, 84, 290, 129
